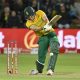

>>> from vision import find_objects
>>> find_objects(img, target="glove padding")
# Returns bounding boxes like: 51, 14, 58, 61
43, 24, 52, 31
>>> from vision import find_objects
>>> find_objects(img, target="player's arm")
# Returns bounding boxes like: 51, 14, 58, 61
41, 13, 49, 24
43, 15, 62, 31
30, 14, 49, 31
26, 21, 42, 31
29, 25, 42, 31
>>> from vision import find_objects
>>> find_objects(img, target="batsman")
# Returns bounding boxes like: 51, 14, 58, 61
24, 6, 61, 75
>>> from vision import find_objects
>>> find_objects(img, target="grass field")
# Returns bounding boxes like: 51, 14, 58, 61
0, 53, 80, 80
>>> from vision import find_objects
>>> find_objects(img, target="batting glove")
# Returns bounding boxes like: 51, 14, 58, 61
43, 24, 52, 31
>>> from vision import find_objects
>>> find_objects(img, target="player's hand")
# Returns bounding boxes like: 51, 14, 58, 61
43, 24, 52, 31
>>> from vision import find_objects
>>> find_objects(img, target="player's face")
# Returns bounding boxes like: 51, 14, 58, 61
28, 15, 35, 21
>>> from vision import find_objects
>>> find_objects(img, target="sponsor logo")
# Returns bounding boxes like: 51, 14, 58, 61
24, 30, 80, 49
58, 30, 80, 49
24, 30, 38, 49
0, 32, 4, 48
0, 29, 80, 50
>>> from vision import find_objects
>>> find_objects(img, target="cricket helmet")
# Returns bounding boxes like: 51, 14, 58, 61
24, 6, 35, 19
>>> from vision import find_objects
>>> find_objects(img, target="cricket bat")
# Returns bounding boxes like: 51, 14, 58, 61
48, 15, 62, 26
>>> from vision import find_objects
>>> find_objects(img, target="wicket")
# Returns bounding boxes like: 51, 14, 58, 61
7, 40, 18, 74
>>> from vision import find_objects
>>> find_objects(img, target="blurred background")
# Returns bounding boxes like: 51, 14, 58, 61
0, 0, 80, 28
0, 0, 80, 54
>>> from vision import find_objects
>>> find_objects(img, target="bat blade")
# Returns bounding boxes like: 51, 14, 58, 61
48, 15, 62, 26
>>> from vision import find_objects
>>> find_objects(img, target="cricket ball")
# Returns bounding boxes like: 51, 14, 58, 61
50, 53, 53, 56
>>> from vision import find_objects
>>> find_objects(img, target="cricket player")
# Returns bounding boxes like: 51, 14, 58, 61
24, 6, 60, 75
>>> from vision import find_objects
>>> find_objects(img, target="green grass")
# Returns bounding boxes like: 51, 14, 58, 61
0, 53, 80, 80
